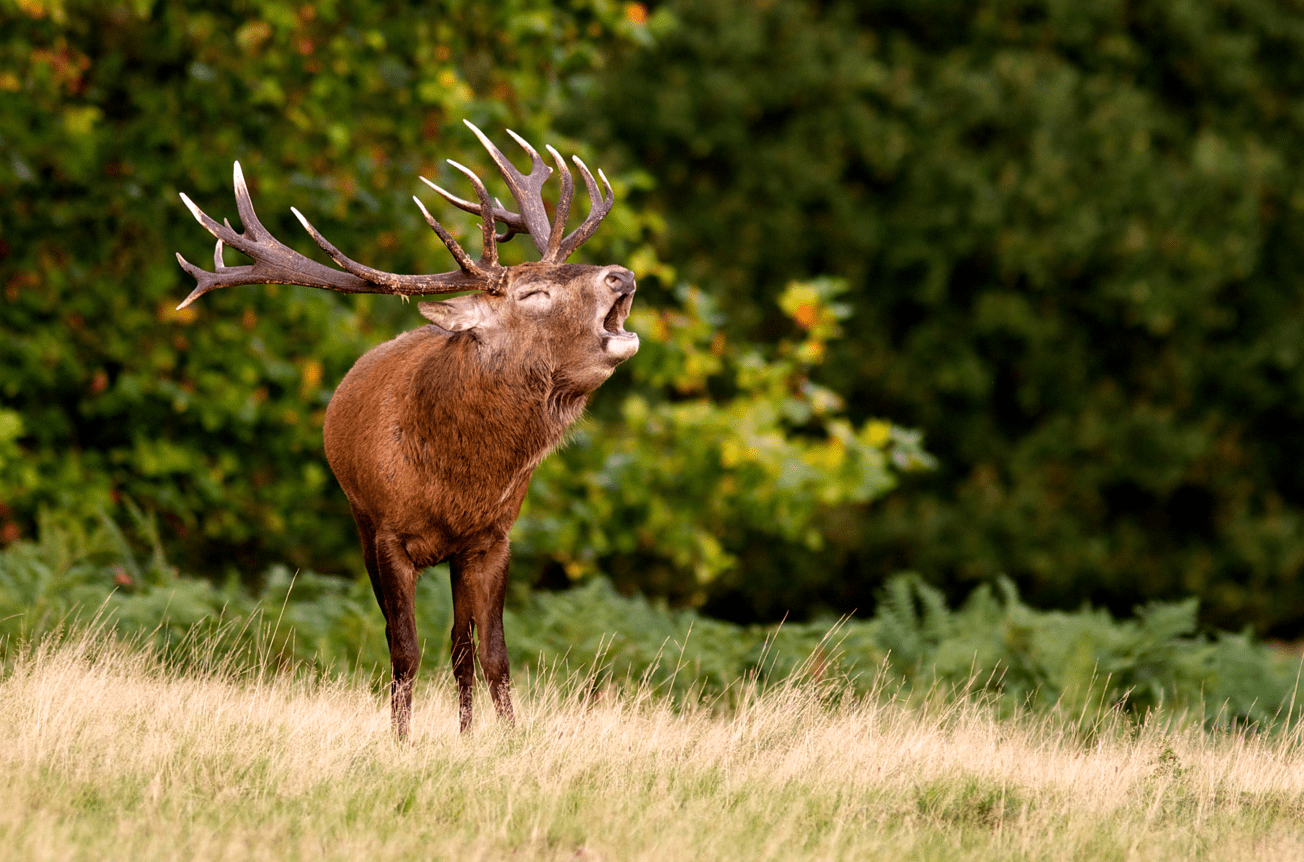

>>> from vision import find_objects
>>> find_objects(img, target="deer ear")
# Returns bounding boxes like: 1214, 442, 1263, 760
418, 295, 490, 332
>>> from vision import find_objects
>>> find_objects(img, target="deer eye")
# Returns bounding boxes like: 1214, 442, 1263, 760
518, 288, 551, 304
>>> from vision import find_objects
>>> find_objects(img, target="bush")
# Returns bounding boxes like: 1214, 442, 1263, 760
1, 2, 923, 615
581, 0, 1304, 634
0, 0, 662, 575
518, 276, 932, 610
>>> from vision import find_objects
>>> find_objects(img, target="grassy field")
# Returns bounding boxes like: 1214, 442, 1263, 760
1, 633, 1302, 861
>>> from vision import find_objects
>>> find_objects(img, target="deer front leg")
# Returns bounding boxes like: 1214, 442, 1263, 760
450, 560, 477, 732
374, 533, 421, 739
450, 540, 515, 731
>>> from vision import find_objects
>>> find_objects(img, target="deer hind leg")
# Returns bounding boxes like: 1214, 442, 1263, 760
373, 532, 421, 739
353, 510, 385, 614
450, 540, 515, 730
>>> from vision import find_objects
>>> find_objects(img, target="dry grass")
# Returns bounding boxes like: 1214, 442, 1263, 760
1, 632, 1302, 861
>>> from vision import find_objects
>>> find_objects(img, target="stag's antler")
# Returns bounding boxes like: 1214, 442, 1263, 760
175, 122, 615, 309
421, 121, 615, 262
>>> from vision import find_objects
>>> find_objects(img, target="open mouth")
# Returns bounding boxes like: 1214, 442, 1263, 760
602, 292, 635, 337
599, 291, 639, 362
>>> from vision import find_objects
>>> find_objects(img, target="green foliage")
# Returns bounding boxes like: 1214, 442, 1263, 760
0, 0, 660, 576
3, 513, 1299, 727
583, 0, 1304, 632
1, 0, 921, 608
873, 573, 1297, 726
13, 0, 1304, 636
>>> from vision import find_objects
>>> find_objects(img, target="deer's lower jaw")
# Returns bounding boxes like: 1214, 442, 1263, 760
602, 329, 640, 362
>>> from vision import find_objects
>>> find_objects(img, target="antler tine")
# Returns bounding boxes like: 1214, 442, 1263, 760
173, 251, 224, 309
555, 156, 615, 261
231, 162, 268, 242
541, 145, 573, 263
420, 176, 525, 243
445, 160, 500, 269
177, 167, 257, 260
464, 120, 554, 255
410, 196, 483, 277
173, 240, 235, 308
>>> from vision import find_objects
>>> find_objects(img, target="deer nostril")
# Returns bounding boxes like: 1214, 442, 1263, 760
604, 270, 636, 294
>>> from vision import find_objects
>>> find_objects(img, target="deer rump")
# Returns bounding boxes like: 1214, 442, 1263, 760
176, 123, 638, 736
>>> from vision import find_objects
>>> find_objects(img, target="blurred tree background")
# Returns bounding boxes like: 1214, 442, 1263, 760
4, 0, 1304, 638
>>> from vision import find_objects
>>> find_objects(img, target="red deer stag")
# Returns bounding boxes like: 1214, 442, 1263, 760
175, 122, 638, 736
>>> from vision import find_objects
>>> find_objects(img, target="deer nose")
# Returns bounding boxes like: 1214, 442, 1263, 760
603, 267, 636, 295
